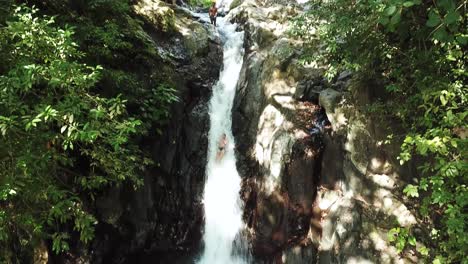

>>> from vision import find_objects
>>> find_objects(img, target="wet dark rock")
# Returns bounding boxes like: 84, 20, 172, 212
253, 191, 289, 257
320, 135, 344, 190
294, 74, 326, 103
287, 139, 320, 212
283, 240, 318, 264
85, 3, 223, 262
248, 137, 323, 261
337, 70, 352, 81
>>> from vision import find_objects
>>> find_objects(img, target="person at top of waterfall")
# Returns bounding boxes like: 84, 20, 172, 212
216, 133, 228, 161
209, 2, 218, 27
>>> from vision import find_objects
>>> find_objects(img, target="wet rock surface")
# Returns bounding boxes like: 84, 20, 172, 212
87, 1, 223, 262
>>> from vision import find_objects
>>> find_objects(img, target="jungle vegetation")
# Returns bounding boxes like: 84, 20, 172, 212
292, 0, 467, 262
0, 0, 177, 261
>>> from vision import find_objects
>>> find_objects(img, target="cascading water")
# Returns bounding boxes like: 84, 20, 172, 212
198, 16, 246, 264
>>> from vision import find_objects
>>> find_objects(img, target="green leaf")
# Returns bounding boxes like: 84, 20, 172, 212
379, 16, 390, 26
456, 35, 468, 45
440, 94, 447, 106
444, 11, 460, 25
439, 0, 456, 12
385, 6, 397, 16
419, 178, 429, 191
426, 10, 440, 27
450, 140, 457, 148
433, 27, 448, 42
396, 238, 406, 253
408, 236, 416, 246
403, 1, 416, 7
403, 184, 419, 197
390, 11, 401, 25
388, 227, 400, 242
417, 245, 429, 256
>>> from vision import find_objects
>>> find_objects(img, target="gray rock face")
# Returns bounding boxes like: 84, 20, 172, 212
294, 73, 325, 102
319, 88, 342, 115
229, 1, 326, 261
229, 1, 420, 263
316, 82, 420, 263
283, 242, 318, 264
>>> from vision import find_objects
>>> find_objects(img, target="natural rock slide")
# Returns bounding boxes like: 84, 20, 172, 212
197, 12, 246, 264
78, 0, 421, 263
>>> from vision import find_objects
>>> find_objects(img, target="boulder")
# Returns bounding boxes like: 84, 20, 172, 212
253, 191, 289, 256
286, 138, 319, 212
319, 88, 342, 113
294, 72, 325, 102
134, 0, 176, 32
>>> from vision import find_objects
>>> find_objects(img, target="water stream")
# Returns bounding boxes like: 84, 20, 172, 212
197, 16, 246, 264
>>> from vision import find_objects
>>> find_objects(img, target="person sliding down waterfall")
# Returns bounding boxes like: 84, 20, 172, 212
209, 2, 218, 27
216, 133, 228, 162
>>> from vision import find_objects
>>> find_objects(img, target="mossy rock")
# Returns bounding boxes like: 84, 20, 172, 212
176, 16, 209, 58
230, 0, 243, 10
134, 0, 176, 33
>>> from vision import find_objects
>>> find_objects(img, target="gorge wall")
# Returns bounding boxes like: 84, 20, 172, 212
229, 0, 421, 263
65, 1, 223, 262
45, 0, 422, 263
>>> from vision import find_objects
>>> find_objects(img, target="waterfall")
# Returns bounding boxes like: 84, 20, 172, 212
198, 16, 246, 264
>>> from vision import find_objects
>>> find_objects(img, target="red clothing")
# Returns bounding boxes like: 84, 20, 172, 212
209, 6, 218, 17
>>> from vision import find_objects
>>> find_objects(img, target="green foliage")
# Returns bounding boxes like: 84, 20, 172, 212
189, 0, 214, 8
229, 0, 242, 10
388, 227, 418, 253
139, 84, 180, 133
403, 184, 419, 198
0, 4, 177, 260
294, 0, 467, 262
70, 0, 157, 63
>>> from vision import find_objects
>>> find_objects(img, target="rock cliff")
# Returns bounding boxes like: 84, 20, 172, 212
49, 0, 421, 262
86, 1, 223, 262
228, 0, 419, 263
229, 0, 325, 261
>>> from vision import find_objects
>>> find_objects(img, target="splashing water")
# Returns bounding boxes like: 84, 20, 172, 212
216, 0, 235, 11
198, 16, 246, 264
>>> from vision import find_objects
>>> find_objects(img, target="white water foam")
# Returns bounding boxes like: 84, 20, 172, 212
198, 16, 246, 264
216, 0, 234, 12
